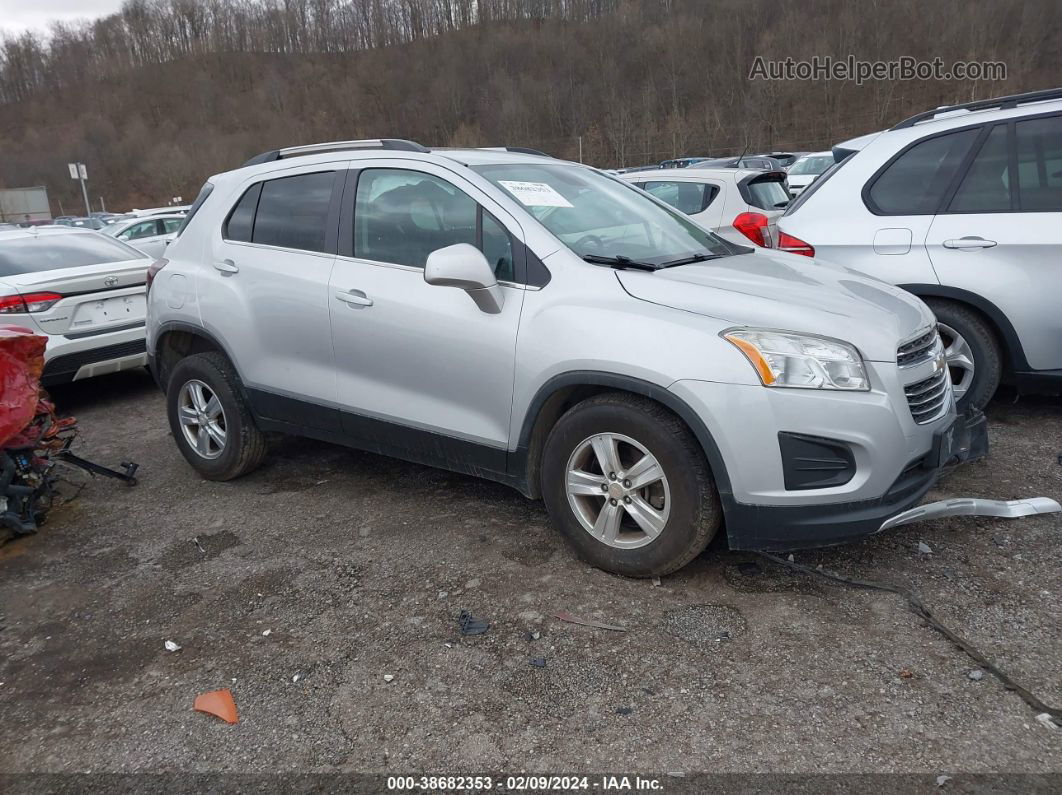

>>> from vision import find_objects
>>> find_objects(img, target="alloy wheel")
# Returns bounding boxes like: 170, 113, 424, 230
937, 322, 975, 402
565, 432, 671, 549
177, 379, 227, 460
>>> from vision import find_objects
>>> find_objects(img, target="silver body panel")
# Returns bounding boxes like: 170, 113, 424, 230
148, 147, 989, 539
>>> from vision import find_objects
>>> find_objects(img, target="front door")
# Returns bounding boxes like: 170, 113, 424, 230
328, 162, 525, 472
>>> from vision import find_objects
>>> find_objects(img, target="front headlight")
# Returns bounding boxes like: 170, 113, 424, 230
723, 328, 870, 391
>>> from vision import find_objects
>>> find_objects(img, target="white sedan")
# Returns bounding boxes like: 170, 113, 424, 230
103, 214, 185, 258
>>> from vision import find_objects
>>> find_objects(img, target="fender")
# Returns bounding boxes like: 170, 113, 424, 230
512, 371, 736, 509
150, 321, 247, 390
897, 283, 1030, 371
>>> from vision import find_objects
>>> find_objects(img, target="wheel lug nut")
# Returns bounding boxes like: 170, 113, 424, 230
609, 498, 618, 506
623, 479, 631, 488
600, 483, 608, 491
624, 496, 632, 504
609, 472, 616, 480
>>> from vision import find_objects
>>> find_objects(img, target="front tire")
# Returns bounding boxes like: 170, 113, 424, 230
541, 393, 721, 577
926, 300, 1002, 412
166, 352, 267, 481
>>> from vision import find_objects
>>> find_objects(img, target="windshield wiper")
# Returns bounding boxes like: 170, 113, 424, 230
658, 253, 720, 268
582, 254, 657, 271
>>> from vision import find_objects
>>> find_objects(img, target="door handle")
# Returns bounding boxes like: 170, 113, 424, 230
213, 258, 239, 273
335, 288, 373, 307
942, 236, 997, 250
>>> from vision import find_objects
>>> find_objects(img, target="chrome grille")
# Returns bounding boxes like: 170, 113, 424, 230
904, 367, 951, 424
897, 329, 939, 368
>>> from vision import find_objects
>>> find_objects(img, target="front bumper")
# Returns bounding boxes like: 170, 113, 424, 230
724, 410, 988, 551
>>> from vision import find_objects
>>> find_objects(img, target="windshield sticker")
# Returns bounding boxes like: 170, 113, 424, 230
498, 180, 574, 208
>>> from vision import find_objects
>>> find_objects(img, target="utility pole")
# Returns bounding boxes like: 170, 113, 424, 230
578, 136, 583, 163
99, 196, 106, 213
68, 162, 91, 216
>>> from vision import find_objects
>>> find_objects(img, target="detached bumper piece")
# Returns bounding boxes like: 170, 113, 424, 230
879, 496, 1061, 531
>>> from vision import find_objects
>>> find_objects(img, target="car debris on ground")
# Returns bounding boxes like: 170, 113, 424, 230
193, 689, 239, 724
0, 325, 138, 541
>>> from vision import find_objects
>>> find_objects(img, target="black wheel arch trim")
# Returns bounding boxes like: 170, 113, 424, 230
897, 283, 1028, 371
514, 371, 736, 505
150, 321, 249, 391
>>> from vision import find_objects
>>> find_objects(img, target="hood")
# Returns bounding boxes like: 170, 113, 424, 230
616, 248, 934, 362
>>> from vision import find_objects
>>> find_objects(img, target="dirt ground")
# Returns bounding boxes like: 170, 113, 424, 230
0, 370, 1060, 780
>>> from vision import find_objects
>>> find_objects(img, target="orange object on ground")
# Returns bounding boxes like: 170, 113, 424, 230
193, 688, 239, 724
0, 326, 47, 448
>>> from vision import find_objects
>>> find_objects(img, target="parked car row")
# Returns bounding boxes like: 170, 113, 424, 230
2, 89, 1058, 580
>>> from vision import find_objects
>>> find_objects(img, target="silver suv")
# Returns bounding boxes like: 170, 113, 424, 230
778, 88, 1062, 410
146, 139, 991, 577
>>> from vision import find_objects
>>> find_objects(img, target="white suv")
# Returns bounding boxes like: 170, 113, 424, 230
145, 139, 1011, 577
779, 88, 1062, 410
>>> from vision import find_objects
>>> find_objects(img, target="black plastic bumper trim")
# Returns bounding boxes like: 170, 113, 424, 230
727, 411, 989, 551
41, 339, 147, 384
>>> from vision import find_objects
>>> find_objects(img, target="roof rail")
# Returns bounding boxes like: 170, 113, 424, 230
478, 146, 551, 156
242, 139, 430, 167
890, 87, 1062, 130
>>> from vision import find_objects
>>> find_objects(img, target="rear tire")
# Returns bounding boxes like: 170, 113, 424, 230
926, 299, 1002, 412
540, 393, 721, 577
166, 352, 267, 481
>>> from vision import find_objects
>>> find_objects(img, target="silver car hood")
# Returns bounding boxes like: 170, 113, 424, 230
616, 249, 934, 362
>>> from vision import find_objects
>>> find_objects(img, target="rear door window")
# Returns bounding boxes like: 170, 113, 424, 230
866, 128, 980, 214
641, 181, 717, 214
1016, 115, 1062, 211
123, 220, 160, 240
251, 172, 336, 253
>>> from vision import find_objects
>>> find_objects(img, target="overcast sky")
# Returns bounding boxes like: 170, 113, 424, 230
0, 0, 124, 35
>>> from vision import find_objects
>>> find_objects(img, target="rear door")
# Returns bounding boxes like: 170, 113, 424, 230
811, 124, 977, 282
925, 113, 1062, 371
328, 161, 525, 467
198, 166, 342, 423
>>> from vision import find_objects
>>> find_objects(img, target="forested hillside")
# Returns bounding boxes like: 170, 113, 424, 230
1, 0, 1058, 211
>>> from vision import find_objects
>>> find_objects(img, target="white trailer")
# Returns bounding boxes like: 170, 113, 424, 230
0, 186, 51, 224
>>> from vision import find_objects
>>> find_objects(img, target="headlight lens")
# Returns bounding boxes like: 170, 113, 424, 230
723, 329, 870, 391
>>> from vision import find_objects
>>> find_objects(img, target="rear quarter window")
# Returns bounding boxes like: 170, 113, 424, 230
865, 128, 980, 215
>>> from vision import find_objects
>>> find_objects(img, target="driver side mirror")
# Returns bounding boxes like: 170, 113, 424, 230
424, 244, 504, 314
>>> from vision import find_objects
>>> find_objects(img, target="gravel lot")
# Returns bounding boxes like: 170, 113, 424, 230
1, 371, 1060, 778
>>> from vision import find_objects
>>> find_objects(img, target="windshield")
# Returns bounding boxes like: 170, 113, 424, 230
473, 163, 736, 266
789, 155, 835, 176
0, 233, 143, 276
